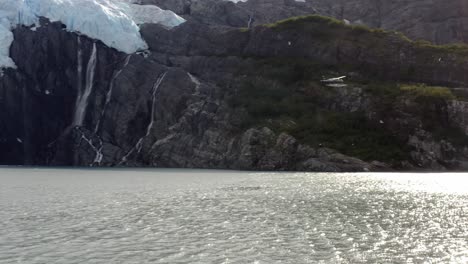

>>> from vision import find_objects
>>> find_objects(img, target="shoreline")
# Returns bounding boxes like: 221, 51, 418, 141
0, 165, 467, 174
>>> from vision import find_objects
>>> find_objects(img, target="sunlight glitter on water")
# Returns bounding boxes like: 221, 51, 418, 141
367, 173, 468, 194
0, 169, 467, 263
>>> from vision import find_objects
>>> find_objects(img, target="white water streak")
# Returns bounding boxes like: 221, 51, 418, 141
73, 42, 98, 127
247, 15, 254, 29
94, 55, 131, 133
77, 128, 103, 165
119, 71, 167, 164
74, 37, 83, 124
187, 73, 201, 94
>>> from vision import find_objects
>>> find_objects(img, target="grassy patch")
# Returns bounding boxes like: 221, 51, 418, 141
264, 14, 468, 66
266, 15, 403, 40
289, 111, 409, 161
224, 14, 468, 164
266, 15, 345, 30
227, 58, 409, 163
400, 84, 455, 100
266, 14, 468, 49
414, 40, 468, 56
236, 57, 338, 84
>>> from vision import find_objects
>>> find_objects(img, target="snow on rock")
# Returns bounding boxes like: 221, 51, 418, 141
0, 0, 185, 69
0, 21, 15, 69
128, 4, 185, 27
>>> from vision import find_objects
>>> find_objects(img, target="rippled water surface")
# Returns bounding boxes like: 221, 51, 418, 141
1, 169, 468, 263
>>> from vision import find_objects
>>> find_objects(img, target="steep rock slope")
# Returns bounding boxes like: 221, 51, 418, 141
148, 0, 468, 45
0, 16, 468, 171
0, 18, 378, 171
2, 1, 468, 171
141, 16, 468, 170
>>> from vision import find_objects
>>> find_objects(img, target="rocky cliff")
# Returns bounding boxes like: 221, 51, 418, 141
2, 0, 468, 171
147, 0, 468, 45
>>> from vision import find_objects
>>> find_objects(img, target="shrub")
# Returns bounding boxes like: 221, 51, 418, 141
400, 84, 455, 100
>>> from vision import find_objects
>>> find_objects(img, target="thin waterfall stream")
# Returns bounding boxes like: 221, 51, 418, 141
73, 41, 97, 127
94, 55, 131, 133
119, 72, 167, 164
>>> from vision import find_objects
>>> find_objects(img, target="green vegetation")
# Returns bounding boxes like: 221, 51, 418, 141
266, 15, 406, 40
226, 15, 468, 164
265, 14, 468, 62
228, 58, 409, 163
229, 79, 408, 162
266, 15, 345, 30
267, 15, 468, 46
400, 84, 455, 100
414, 40, 468, 56
290, 112, 409, 161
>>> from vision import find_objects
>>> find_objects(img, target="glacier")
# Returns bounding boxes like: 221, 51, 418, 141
0, 0, 185, 69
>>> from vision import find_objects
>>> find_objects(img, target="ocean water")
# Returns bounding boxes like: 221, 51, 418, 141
0, 168, 467, 263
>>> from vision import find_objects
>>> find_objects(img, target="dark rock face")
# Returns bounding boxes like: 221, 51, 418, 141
151, 0, 468, 45
0, 17, 381, 171
263, 0, 468, 45
0, 19, 126, 166
142, 18, 468, 88
2, 1, 468, 171
1, 20, 111, 165
142, 0, 252, 27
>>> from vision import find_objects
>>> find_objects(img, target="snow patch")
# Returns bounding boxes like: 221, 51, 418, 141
321, 76, 347, 88
321, 76, 347, 83
0, 0, 185, 68
0, 21, 15, 69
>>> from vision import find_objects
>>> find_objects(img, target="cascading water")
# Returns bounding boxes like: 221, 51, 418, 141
119, 71, 167, 164
76, 37, 83, 100
247, 15, 254, 29
73, 42, 97, 127
141, 72, 167, 142
94, 55, 131, 133
76, 128, 104, 166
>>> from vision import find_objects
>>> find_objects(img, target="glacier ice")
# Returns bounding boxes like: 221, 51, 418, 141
0, 0, 185, 69
0, 21, 15, 69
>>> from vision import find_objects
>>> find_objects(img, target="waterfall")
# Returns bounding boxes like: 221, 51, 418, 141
76, 37, 83, 98
119, 72, 167, 164
76, 128, 103, 166
247, 14, 254, 29
188, 73, 201, 94
94, 55, 131, 133
142, 72, 167, 140
73, 42, 97, 127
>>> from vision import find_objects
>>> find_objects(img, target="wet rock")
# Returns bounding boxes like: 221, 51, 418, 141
2, 6, 468, 172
